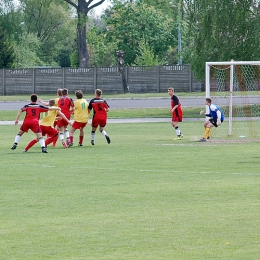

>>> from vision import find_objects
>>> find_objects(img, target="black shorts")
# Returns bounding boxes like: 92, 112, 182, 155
209, 118, 217, 127
209, 118, 223, 127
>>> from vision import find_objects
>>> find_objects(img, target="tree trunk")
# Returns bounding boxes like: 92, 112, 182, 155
77, 22, 89, 67
64, 0, 106, 68
77, 1, 89, 67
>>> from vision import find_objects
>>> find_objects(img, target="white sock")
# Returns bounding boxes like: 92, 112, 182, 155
39, 138, 45, 147
59, 133, 64, 141
174, 127, 181, 136
14, 135, 21, 144
64, 130, 69, 139
101, 130, 107, 136
91, 132, 95, 140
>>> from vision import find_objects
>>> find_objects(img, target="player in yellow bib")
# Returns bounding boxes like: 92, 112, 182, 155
69, 90, 90, 146
39, 88, 63, 147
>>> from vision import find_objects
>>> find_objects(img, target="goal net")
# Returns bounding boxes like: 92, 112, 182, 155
205, 61, 260, 139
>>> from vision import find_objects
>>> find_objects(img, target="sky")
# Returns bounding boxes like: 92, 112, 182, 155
91, 0, 111, 16
13, 0, 111, 16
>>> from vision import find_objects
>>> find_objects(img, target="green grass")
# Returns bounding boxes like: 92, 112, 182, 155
2, 105, 260, 121
0, 92, 205, 102
1, 122, 260, 259
0, 107, 204, 121
0, 91, 258, 102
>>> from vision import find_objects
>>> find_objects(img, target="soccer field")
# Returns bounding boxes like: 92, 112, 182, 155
1, 122, 260, 259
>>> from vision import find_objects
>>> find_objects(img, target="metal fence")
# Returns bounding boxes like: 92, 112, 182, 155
0, 65, 202, 95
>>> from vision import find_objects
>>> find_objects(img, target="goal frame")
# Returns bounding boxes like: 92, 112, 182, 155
205, 60, 260, 136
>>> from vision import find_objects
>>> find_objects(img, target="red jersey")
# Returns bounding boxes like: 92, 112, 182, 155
88, 98, 109, 121
22, 103, 49, 123
58, 96, 74, 118
171, 95, 183, 119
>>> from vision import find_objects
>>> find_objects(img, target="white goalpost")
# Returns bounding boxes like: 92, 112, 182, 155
205, 60, 260, 138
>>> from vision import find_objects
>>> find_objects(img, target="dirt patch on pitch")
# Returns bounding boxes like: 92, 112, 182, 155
208, 138, 260, 144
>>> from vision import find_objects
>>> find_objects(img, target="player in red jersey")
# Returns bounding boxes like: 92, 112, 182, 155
11, 94, 60, 153
168, 87, 183, 140
88, 89, 110, 145
57, 88, 74, 146
23, 99, 71, 152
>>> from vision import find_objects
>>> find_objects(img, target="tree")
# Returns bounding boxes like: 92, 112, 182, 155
19, 0, 76, 66
139, 0, 178, 17
55, 49, 71, 67
134, 38, 161, 66
0, 22, 15, 68
64, 0, 106, 67
13, 32, 44, 68
86, 15, 118, 66
104, 0, 176, 65
183, 0, 260, 79
0, 0, 23, 68
0, 0, 24, 42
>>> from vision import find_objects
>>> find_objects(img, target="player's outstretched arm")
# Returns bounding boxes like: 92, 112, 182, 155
49, 106, 61, 111
58, 111, 71, 126
38, 99, 49, 106
14, 110, 22, 125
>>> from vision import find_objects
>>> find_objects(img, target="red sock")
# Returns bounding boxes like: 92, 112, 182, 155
70, 136, 74, 143
79, 136, 83, 144
52, 138, 57, 147
46, 136, 58, 146
24, 139, 38, 151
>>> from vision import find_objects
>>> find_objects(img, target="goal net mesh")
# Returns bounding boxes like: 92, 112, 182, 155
207, 63, 260, 139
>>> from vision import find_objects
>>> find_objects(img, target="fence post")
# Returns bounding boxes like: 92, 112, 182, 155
93, 67, 97, 91
188, 65, 192, 92
125, 66, 128, 86
63, 68, 65, 88
33, 68, 36, 93
156, 66, 160, 93
2, 69, 5, 95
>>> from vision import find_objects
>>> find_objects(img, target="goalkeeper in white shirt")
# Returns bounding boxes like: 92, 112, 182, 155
199, 98, 224, 142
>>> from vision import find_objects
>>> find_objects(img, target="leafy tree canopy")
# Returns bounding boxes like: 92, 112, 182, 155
104, 0, 177, 65
183, 0, 260, 79
0, 21, 15, 68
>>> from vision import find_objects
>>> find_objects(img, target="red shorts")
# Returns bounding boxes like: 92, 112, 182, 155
72, 121, 87, 129
20, 121, 41, 133
40, 125, 58, 137
172, 116, 182, 122
91, 118, 106, 128
57, 118, 69, 128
